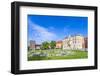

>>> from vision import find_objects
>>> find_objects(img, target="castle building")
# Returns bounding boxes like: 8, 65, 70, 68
63, 35, 87, 51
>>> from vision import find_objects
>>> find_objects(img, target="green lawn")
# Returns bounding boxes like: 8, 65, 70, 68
28, 49, 88, 61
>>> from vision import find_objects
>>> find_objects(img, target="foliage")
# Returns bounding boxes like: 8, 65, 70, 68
67, 39, 71, 47
50, 41, 56, 49
41, 41, 49, 50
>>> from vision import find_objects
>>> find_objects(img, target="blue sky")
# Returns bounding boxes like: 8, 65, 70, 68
28, 15, 88, 44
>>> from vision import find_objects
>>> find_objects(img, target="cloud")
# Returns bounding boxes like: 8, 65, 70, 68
28, 19, 57, 44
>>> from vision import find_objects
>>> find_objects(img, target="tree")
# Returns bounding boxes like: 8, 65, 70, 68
67, 39, 72, 50
50, 41, 56, 49
67, 40, 71, 47
41, 41, 49, 50
28, 46, 30, 51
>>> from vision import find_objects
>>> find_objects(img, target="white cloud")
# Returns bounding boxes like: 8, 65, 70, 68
28, 19, 57, 44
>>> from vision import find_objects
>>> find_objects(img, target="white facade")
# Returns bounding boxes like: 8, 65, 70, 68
63, 35, 85, 50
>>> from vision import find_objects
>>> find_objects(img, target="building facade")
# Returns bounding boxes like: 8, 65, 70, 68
35, 44, 41, 50
29, 40, 41, 50
56, 41, 62, 49
63, 35, 87, 51
84, 37, 88, 51
30, 40, 36, 50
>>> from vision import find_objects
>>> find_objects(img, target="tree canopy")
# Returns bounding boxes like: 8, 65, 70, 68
41, 41, 49, 50
50, 41, 56, 49
41, 41, 56, 50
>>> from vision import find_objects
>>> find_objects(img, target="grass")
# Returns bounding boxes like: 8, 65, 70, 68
28, 49, 88, 61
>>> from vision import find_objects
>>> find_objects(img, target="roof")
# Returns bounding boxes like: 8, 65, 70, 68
35, 44, 41, 46
64, 34, 83, 39
56, 40, 62, 43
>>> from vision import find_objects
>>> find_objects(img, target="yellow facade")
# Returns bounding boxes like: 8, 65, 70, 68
56, 41, 62, 49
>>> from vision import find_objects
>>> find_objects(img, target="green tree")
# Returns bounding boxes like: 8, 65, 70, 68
41, 41, 49, 50
50, 41, 56, 49
28, 46, 30, 51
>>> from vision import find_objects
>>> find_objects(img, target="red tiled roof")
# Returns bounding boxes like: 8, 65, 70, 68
56, 41, 62, 43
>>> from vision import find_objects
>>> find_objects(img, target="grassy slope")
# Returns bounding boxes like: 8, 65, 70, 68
28, 49, 88, 61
